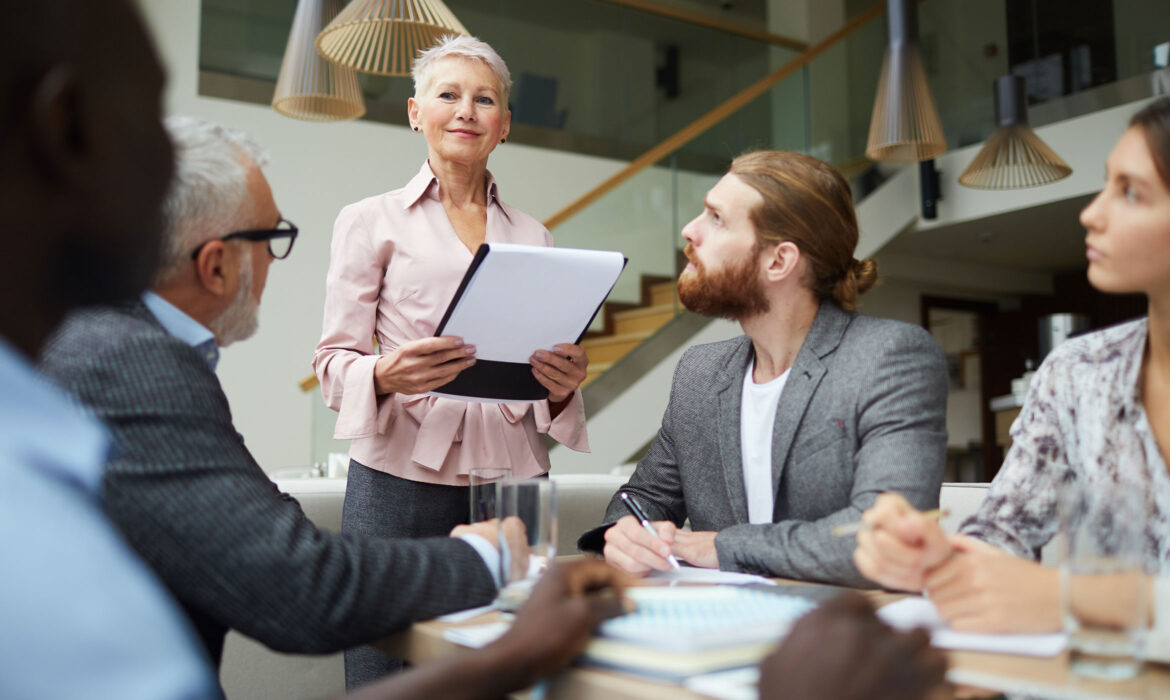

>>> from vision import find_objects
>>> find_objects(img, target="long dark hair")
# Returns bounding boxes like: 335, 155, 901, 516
1130, 96, 1170, 189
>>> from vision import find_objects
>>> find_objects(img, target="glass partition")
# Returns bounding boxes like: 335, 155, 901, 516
199, 0, 795, 163
199, 0, 1168, 400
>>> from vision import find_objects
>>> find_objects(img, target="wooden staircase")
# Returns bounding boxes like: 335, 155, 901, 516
582, 276, 681, 386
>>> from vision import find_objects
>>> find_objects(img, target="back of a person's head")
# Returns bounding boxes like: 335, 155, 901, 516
728, 150, 877, 311
0, 0, 173, 335
1130, 96, 1170, 190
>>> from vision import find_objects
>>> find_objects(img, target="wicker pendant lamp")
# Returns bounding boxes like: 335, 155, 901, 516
865, 0, 947, 163
958, 75, 1071, 189
273, 0, 366, 122
315, 0, 470, 76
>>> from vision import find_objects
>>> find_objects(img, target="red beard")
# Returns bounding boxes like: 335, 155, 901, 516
677, 243, 770, 320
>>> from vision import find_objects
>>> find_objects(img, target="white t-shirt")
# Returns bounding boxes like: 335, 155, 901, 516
740, 358, 790, 525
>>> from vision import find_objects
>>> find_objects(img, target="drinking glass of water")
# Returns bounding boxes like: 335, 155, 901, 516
1059, 482, 1149, 680
495, 478, 557, 612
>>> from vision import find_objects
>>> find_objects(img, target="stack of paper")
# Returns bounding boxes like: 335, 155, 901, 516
432, 243, 626, 401
581, 586, 814, 681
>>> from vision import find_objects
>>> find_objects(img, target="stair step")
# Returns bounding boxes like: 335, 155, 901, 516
649, 280, 678, 307
613, 303, 680, 335
582, 331, 653, 364
582, 361, 614, 387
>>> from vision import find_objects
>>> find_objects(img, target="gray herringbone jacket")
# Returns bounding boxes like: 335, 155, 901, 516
41, 301, 495, 666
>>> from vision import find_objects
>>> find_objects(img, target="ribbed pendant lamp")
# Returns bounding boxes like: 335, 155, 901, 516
865, 0, 947, 163
958, 75, 1072, 189
272, 0, 366, 122
315, 0, 470, 76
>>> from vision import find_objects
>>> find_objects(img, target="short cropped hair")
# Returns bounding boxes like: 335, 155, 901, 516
412, 34, 512, 105
156, 116, 269, 283
729, 150, 878, 311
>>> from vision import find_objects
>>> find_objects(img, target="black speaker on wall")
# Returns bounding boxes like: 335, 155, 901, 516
920, 159, 941, 219
656, 44, 680, 99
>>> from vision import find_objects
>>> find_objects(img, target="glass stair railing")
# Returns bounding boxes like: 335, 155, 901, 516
554, 0, 1170, 392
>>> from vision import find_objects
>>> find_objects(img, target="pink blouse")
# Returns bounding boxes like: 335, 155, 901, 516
314, 161, 589, 485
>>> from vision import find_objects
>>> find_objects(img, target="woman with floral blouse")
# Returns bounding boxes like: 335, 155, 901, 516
852, 96, 1170, 639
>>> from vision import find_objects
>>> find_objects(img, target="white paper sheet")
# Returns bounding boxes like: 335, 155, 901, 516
440, 243, 626, 362
684, 667, 760, 700
441, 621, 509, 648
877, 597, 1067, 656
435, 604, 497, 624
645, 567, 777, 586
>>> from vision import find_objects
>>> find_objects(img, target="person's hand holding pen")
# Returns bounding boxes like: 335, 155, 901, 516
601, 493, 681, 576
851, 493, 954, 592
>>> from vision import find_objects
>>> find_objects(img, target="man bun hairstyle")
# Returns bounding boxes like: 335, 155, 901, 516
729, 150, 878, 310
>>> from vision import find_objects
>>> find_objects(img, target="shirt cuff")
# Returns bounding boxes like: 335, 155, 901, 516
458, 533, 501, 588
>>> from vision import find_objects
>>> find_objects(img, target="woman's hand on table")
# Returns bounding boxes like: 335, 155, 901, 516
923, 534, 1061, 634
759, 592, 948, 700
853, 492, 953, 592
374, 336, 475, 395
530, 343, 587, 404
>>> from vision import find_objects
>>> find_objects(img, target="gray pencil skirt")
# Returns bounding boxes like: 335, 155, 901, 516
339, 459, 472, 690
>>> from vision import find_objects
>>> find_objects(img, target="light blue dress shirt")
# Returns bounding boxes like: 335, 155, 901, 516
143, 291, 219, 370
0, 336, 220, 699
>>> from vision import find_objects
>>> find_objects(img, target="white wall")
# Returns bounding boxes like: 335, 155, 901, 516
137, 0, 632, 471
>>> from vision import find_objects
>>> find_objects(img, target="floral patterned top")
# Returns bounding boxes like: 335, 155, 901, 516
961, 318, 1170, 572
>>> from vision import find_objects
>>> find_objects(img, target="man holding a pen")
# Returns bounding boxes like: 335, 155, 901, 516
579, 150, 947, 587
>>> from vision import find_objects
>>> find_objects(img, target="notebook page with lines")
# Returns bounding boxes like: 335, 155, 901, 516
597, 586, 815, 653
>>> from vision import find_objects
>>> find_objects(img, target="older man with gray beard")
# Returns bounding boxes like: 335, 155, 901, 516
38, 116, 505, 677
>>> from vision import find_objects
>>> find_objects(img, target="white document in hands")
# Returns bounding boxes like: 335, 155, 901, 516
439, 243, 625, 361
431, 243, 626, 401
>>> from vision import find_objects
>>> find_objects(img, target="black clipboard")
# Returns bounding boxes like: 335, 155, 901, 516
432, 243, 627, 401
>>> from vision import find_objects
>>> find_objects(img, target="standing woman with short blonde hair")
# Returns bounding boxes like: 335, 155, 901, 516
313, 35, 591, 688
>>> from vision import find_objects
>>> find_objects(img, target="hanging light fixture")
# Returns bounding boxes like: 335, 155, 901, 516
315, 0, 470, 77
865, 0, 947, 163
958, 75, 1071, 189
272, 0, 366, 122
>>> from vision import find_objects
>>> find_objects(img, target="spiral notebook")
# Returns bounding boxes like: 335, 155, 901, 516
596, 586, 815, 652
580, 586, 815, 680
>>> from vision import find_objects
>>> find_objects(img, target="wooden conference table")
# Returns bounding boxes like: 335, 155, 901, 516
377, 578, 1170, 700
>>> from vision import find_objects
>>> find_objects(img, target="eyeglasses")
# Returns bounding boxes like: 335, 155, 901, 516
190, 218, 299, 261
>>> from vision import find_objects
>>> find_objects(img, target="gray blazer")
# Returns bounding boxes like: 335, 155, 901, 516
579, 302, 947, 587
40, 302, 496, 666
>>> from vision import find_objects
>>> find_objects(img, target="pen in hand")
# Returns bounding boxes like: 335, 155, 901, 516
619, 492, 681, 570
